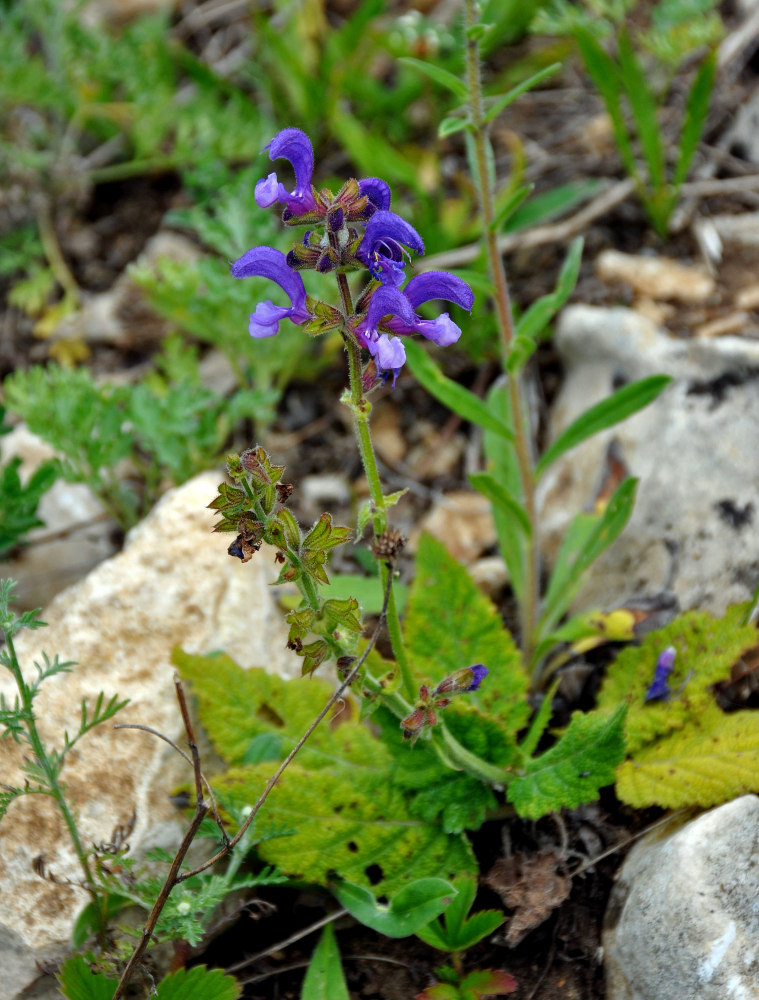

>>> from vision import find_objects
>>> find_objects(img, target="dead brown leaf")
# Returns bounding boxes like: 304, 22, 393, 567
486, 850, 571, 947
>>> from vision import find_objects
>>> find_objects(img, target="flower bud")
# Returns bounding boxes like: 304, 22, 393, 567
432, 663, 488, 697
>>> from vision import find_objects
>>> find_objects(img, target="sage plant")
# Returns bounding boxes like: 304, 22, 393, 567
231, 125, 473, 706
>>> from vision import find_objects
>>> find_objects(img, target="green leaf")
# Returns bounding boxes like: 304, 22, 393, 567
174, 651, 382, 770
617, 31, 665, 191
512, 236, 583, 346
321, 573, 408, 615
482, 380, 524, 601
458, 969, 518, 997
439, 115, 470, 138
597, 604, 759, 756
535, 375, 671, 479
154, 966, 241, 1000
573, 28, 639, 182
617, 705, 759, 809
507, 705, 626, 818
483, 63, 561, 123
503, 179, 601, 233
404, 534, 529, 740
57, 956, 116, 1000
333, 878, 456, 937
539, 478, 637, 636
490, 183, 533, 234
0, 455, 58, 555
403, 340, 514, 441
673, 50, 716, 188
518, 678, 561, 759
416, 875, 505, 953
301, 925, 349, 1000
71, 893, 132, 949
357, 488, 407, 538
242, 732, 283, 765
469, 472, 531, 537
215, 762, 475, 896
399, 57, 469, 100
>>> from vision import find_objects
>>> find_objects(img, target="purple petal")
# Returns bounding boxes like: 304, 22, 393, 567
254, 173, 287, 209
255, 127, 317, 216
644, 646, 676, 703
368, 333, 406, 371
358, 177, 392, 212
364, 286, 418, 337
403, 271, 474, 312
466, 664, 488, 691
408, 313, 462, 347
249, 301, 294, 338
231, 246, 311, 336
358, 210, 425, 263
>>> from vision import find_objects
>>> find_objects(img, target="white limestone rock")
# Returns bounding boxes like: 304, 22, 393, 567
0, 471, 297, 996
538, 305, 759, 615
604, 795, 759, 1000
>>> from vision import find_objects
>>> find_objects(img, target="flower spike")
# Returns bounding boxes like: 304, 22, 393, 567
231, 246, 312, 338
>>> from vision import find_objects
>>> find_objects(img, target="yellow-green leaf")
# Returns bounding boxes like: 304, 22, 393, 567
215, 763, 475, 896
597, 605, 758, 755
617, 705, 759, 809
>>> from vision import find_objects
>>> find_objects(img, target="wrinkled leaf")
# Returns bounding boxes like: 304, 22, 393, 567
507, 705, 626, 818
154, 966, 241, 1000
617, 704, 759, 809
57, 957, 116, 1000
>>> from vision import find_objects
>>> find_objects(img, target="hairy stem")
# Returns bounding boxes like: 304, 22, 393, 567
464, 0, 539, 663
5, 633, 105, 942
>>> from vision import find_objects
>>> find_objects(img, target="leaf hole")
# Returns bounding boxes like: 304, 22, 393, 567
365, 863, 383, 885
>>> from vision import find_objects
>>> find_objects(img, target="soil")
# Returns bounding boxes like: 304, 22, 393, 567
4, 1, 759, 997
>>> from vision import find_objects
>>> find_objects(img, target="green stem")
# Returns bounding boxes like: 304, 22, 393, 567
361, 664, 507, 786
464, 0, 539, 664
5, 633, 105, 941
336, 274, 417, 702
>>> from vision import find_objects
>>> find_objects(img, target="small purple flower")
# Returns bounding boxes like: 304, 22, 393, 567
231, 246, 312, 338
354, 271, 474, 383
357, 210, 425, 286
254, 127, 318, 217
433, 664, 489, 697
644, 646, 676, 703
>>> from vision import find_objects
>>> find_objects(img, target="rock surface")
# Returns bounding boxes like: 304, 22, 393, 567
604, 795, 759, 1000
0, 471, 297, 997
538, 305, 759, 615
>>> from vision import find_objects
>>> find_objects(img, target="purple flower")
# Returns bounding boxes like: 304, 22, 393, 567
354, 271, 474, 383
254, 128, 318, 217
357, 210, 425, 285
644, 646, 676, 703
433, 664, 489, 696
231, 246, 312, 338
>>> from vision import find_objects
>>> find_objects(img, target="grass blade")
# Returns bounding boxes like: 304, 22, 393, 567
535, 375, 671, 480
404, 340, 514, 441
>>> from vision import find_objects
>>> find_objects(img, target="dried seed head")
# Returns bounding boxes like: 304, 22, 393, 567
371, 529, 406, 562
